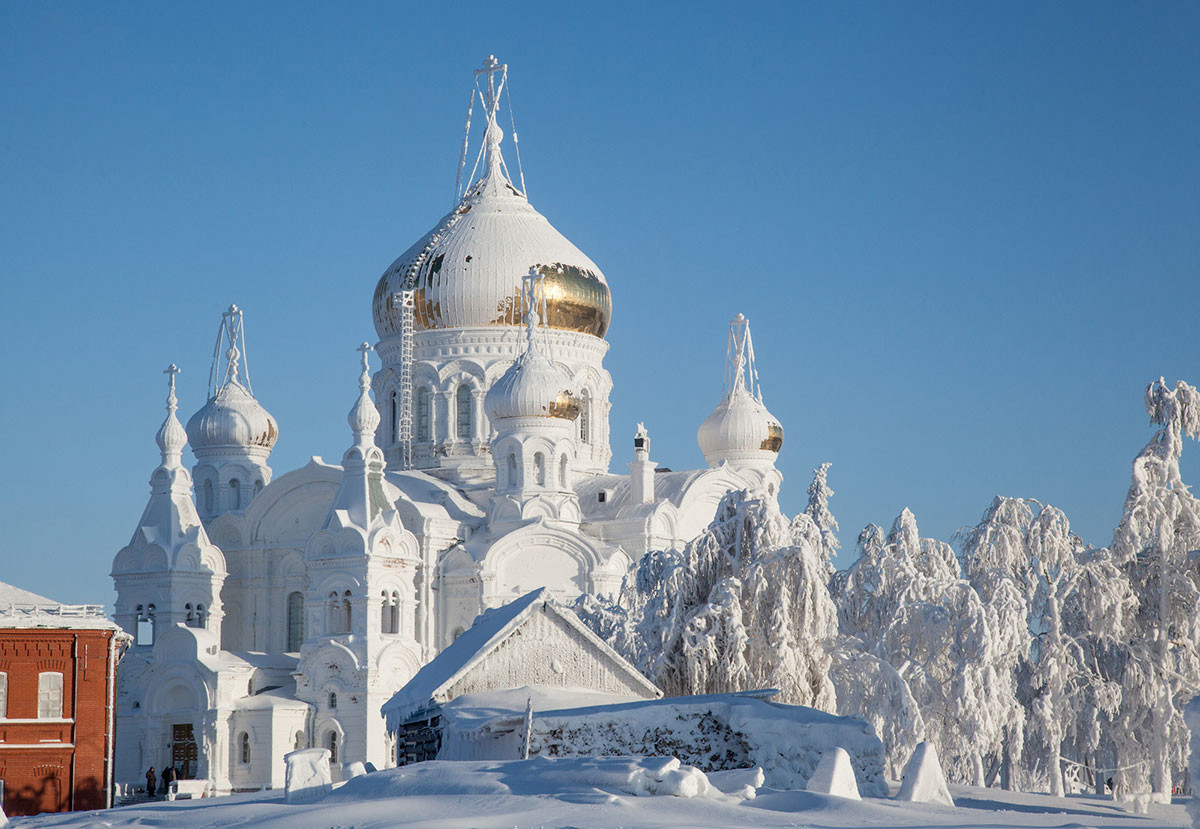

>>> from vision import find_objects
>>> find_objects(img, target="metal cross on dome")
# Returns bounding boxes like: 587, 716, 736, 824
356, 341, 373, 372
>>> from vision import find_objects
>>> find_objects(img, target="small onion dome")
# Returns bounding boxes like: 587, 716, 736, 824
485, 345, 580, 423
373, 157, 611, 341
697, 385, 784, 468
186, 380, 278, 455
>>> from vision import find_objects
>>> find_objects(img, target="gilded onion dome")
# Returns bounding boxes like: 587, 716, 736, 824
697, 387, 784, 467
486, 270, 582, 423
372, 88, 610, 341
485, 342, 581, 423
186, 378, 278, 456
697, 314, 784, 468
186, 307, 278, 458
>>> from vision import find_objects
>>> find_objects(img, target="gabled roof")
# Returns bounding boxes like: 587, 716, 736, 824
382, 588, 659, 727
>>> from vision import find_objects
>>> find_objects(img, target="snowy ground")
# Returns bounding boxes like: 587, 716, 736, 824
11, 759, 1191, 829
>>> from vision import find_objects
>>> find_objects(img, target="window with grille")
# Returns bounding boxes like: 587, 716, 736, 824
416, 388, 431, 442
0, 672, 7, 718
456, 385, 472, 439
287, 592, 304, 651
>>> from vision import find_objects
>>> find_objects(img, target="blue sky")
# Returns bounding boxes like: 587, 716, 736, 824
2, 2, 1197, 604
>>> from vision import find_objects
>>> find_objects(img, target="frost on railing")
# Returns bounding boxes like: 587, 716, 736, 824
0, 602, 109, 621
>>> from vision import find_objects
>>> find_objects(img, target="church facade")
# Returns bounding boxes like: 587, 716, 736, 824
109, 57, 788, 792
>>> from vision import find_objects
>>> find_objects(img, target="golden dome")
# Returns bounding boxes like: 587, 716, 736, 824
373, 170, 611, 340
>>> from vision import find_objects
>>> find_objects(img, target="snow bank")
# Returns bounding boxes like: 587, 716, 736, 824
707, 766, 764, 799
896, 741, 954, 806
438, 687, 885, 795
806, 747, 860, 799
325, 756, 723, 802
284, 748, 332, 803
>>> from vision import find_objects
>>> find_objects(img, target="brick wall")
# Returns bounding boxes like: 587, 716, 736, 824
0, 628, 118, 817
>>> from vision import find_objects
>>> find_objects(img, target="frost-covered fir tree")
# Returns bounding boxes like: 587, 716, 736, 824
1109, 378, 1200, 798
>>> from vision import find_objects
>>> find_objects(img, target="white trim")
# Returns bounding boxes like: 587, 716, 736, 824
0, 742, 75, 748
0, 717, 74, 724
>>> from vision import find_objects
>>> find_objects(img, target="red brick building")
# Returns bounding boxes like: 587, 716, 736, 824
0, 581, 128, 817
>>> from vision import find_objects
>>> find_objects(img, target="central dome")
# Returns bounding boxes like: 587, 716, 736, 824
372, 168, 611, 340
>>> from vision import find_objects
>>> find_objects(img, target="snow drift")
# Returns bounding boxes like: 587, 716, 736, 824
437, 686, 886, 795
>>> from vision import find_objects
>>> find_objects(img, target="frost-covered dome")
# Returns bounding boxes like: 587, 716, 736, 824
186, 379, 278, 456
485, 341, 580, 423
372, 144, 611, 340
697, 384, 784, 468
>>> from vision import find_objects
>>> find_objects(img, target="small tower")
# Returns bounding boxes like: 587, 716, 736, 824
484, 269, 582, 526
187, 305, 278, 520
296, 344, 420, 775
628, 423, 656, 504
697, 314, 785, 473
112, 364, 227, 643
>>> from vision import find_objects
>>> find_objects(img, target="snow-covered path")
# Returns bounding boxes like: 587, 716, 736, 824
10, 761, 1191, 828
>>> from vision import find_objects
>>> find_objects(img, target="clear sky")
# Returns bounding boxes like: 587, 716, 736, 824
1, 2, 1197, 604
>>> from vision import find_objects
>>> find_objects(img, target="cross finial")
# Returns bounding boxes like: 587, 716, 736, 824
356, 342, 373, 387
164, 363, 181, 409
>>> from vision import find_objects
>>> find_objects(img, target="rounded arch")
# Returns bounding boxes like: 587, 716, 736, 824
146, 670, 209, 716
482, 525, 606, 599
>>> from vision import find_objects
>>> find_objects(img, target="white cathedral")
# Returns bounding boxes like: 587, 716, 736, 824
110, 57, 788, 792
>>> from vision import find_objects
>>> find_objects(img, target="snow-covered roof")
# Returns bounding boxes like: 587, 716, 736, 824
220, 650, 301, 671
575, 467, 733, 521
0, 580, 121, 631
232, 688, 312, 712
381, 588, 659, 727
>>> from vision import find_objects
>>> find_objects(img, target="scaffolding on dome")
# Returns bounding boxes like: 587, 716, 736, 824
456, 54, 526, 203
389, 290, 416, 469
723, 313, 764, 402
207, 304, 254, 397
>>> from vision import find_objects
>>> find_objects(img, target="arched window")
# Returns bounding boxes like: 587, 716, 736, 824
254, 479, 264, 496
0, 672, 8, 718
229, 478, 241, 510
287, 592, 305, 651
328, 692, 338, 709
380, 591, 391, 634
416, 388, 431, 442
185, 603, 194, 625
327, 592, 340, 634
136, 604, 156, 646
560, 455, 569, 489
456, 384, 472, 440
507, 453, 518, 488
390, 390, 399, 444
294, 731, 306, 751
390, 591, 399, 635
203, 480, 214, 513
325, 730, 339, 764
342, 591, 352, 633
534, 452, 546, 487
37, 672, 63, 719
195, 603, 206, 628
580, 391, 591, 444
239, 732, 250, 764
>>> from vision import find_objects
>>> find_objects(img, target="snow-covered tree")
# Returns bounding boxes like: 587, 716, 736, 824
805, 461, 840, 576
576, 468, 842, 710
838, 508, 1008, 785
829, 635, 926, 779
1109, 378, 1200, 797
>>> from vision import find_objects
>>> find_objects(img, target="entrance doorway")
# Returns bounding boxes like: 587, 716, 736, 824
171, 723, 198, 779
